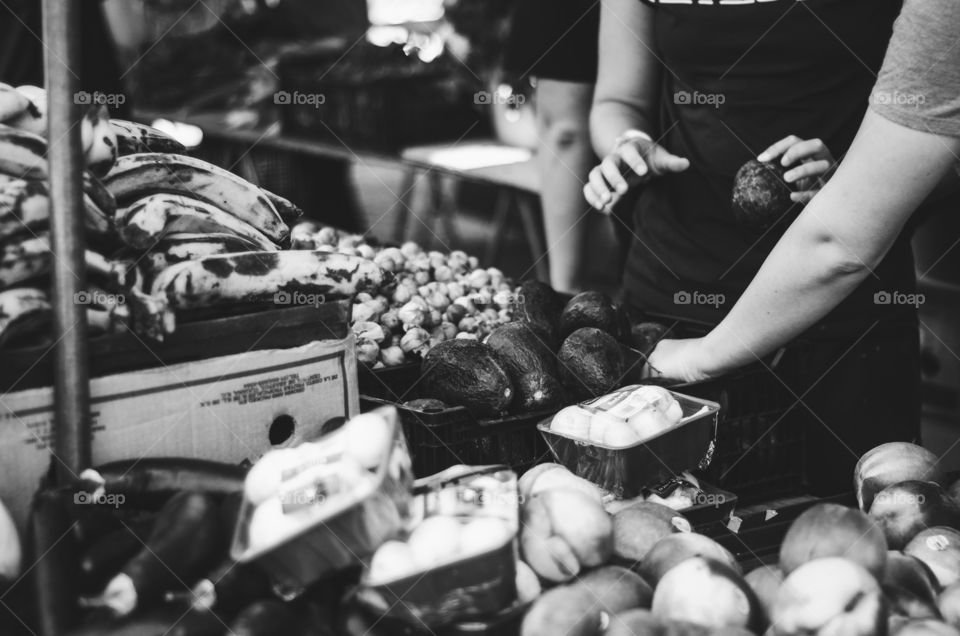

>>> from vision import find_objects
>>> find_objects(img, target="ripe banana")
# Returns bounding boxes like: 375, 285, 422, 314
83, 172, 117, 218
160, 232, 279, 256
5, 85, 46, 136
82, 105, 118, 177
110, 119, 186, 156
0, 232, 51, 289
116, 193, 276, 251
151, 250, 388, 309
0, 178, 112, 241
0, 287, 50, 348
85, 251, 174, 341
0, 83, 31, 124
0, 125, 47, 179
0, 178, 50, 240
104, 153, 289, 245
262, 188, 303, 225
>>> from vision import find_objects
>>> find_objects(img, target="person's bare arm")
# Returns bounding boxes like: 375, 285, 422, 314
647, 110, 960, 381
585, 0, 692, 211
590, 0, 660, 158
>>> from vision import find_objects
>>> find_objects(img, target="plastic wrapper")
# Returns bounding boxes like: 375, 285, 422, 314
538, 385, 720, 498
230, 406, 414, 594
356, 465, 519, 628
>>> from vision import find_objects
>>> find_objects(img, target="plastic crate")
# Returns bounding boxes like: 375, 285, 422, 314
360, 394, 554, 479
641, 316, 809, 504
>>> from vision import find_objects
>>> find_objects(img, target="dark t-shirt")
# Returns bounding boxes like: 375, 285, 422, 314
503, 0, 600, 83
623, 0, 912, 328
870, 0, 960, 139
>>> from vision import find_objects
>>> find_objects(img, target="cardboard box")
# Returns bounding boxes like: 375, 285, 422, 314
0, 337, 358, 531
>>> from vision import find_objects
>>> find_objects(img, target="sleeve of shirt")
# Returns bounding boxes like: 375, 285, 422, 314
870, 0, 960, 138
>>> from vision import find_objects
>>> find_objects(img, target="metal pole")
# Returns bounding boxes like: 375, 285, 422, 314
42, 0, 91, 481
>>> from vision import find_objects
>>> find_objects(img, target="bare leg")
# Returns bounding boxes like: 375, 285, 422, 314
535, 79, 595, 293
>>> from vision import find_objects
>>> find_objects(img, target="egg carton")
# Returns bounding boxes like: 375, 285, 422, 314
538, 386, 720, 498
229, 406, 414, 594
355, 466, 520, 628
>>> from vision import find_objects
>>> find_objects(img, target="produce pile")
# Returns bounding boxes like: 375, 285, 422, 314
406, 284, 672, 418
510, 441, 960, 636
290, 222, 519, 368
0, 84, 395, 349
12, 401, 960, 635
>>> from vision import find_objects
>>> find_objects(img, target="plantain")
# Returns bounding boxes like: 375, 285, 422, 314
261, 188, 303, 226
0, 232, 51, 289
81, 105, 118, 177
0, 286, 50, 348
151, 250, 388, 310
5, 85, 46, 136
116, 193, 276, 252
0, 125, 47, 179
104, 153, 289, 245
0, 84, 32, 124
110, 119, 186, 156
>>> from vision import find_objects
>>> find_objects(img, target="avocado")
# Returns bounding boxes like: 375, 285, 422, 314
731, 159, 796, 228
631, 322, 671, 356
486, 322, 564, 411
514, 280, 563, 343
559, 291, 621, 339
558, 327, 626, 398
422, 339, 514, 417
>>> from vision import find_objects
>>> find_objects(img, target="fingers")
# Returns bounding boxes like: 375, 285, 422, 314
784, 159, 832, 184
790, 190, 818, 204
600, 156, 628, 195
618, 142, 649, 178
757, 135, 802, 163
651, 149, 690, 175
584, 166, 616, 212
781, 138, 833, 167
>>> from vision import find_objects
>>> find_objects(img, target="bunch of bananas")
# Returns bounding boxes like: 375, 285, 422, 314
0, 83, 400, 351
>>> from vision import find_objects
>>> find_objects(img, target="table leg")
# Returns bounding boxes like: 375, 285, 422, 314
517, 194, 550, 282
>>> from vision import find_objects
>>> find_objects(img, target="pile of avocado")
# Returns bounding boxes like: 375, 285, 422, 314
416, 283, 670, 419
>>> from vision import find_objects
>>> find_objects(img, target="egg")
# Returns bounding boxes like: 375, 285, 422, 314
343, 412, 393, 470
550, 405, 592, 439
368, 540, 419, 584
665, 399, 684, 424
589, 412, 625, 444
460, 517, 513, 556
407, 515, 462, 568
627, 408, 673, 441
603, 422, 642, 448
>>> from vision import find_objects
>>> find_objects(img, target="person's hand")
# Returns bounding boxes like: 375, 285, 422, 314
584, 133, 690, 213
758, 135, 837, 204
643, 337, 713, 384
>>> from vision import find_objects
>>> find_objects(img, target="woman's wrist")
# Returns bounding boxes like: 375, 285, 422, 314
613, 129, 653, 151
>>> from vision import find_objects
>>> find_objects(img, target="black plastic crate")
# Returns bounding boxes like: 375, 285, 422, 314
641, 317, 809, 505
360, 394, 553, 479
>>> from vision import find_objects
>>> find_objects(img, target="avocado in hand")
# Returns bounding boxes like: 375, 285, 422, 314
731, 159, 796, 229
